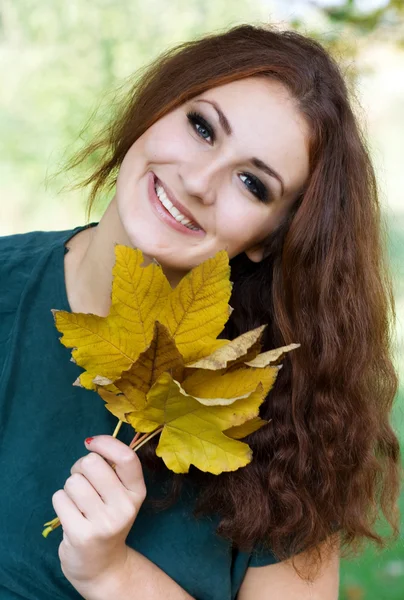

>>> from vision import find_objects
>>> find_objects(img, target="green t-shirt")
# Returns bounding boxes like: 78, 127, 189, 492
0, 225, 279, 600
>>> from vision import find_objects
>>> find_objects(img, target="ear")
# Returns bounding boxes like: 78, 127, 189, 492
244, 243, 265, 263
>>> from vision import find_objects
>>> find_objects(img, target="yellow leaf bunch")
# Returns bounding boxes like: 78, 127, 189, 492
53, 246, 299, 475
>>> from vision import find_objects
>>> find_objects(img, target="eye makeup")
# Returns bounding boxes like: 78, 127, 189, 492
186, 111, 215, 144
186, 108, 272, 204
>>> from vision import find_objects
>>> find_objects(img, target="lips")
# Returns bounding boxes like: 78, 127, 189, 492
147, 172, 205, 238
153, 174, 203, 231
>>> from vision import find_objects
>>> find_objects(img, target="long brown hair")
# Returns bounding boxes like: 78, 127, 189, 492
70, 24, 401, 570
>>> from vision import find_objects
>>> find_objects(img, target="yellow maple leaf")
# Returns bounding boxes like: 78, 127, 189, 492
245, 343, 301, 367
97, 321, 184, 420
53, 246, 232, 388
160, 250, 232, 363
53, 245, 300, 474
126, 372, 269, 474
53, 246, 172, 388
115, 321, 184, 395
97, 317, 279, 426
184, 325, 266, 370
223, 416, 271, 439
181, 363, 278, 402
96, 387, 145, 421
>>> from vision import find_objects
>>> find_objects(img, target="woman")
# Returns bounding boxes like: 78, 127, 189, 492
0, 23, 400, 600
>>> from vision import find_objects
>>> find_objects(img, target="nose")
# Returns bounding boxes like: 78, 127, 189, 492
178, 157, 222, 205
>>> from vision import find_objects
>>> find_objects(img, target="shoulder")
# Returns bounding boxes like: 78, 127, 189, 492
0, 226, 85, 278
238, 534, 340, 600
0, 229, 73, 277
0, 227, 81, 318
0, 228, 74, 262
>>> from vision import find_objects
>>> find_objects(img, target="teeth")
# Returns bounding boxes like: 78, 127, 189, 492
170, 206, 182, 219
155, 182, 200, 230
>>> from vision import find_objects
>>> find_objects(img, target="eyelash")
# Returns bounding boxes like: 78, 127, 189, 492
186, 110, 270, 204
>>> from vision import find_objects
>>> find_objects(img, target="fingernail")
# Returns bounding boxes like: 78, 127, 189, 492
85, 437, 94, 445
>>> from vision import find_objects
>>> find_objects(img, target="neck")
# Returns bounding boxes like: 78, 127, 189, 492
64, 197, 185, 317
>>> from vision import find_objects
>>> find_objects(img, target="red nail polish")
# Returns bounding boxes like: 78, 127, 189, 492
85, 437, 94, 445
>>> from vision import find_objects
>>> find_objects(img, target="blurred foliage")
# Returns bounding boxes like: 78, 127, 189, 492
289, 0, 404, 90
320, 0, 404, 38
0, 0, 278, 227
291, 0, 404, 39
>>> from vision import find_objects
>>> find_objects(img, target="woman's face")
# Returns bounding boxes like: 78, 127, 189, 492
115, 77, 309, 280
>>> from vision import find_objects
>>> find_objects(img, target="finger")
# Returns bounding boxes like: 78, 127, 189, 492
71, 452, 130, 507
64, 472, 106, 521
83, 436, 146, 500
52, 488, 90, 542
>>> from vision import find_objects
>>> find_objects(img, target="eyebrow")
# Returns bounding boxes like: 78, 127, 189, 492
195, 98, 285, 197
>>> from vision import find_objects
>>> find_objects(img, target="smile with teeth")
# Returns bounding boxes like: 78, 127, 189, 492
154, 182, 201, 231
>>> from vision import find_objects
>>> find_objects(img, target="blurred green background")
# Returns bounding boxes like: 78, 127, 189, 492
1, 1, 403, 598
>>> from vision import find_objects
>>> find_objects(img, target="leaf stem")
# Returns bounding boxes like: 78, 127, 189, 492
42, 517, 60, 538
129, 431, 142, 448
129, 430, 151, 449
131, 427, 163, 452
112, 420, 123, 438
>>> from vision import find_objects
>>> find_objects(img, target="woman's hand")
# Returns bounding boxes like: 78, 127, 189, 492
52, 435, 147, 598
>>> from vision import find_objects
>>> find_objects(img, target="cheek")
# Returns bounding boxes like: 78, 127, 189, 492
118, 116, 189, 180
142, 119, 191, 163
216, 200, 264, 239
116, 141, 144, 192
216, 200, 280, 253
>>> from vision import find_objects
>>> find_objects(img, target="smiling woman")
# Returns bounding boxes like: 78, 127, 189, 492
106, 76, 309, 287
0, 22, 400, 600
